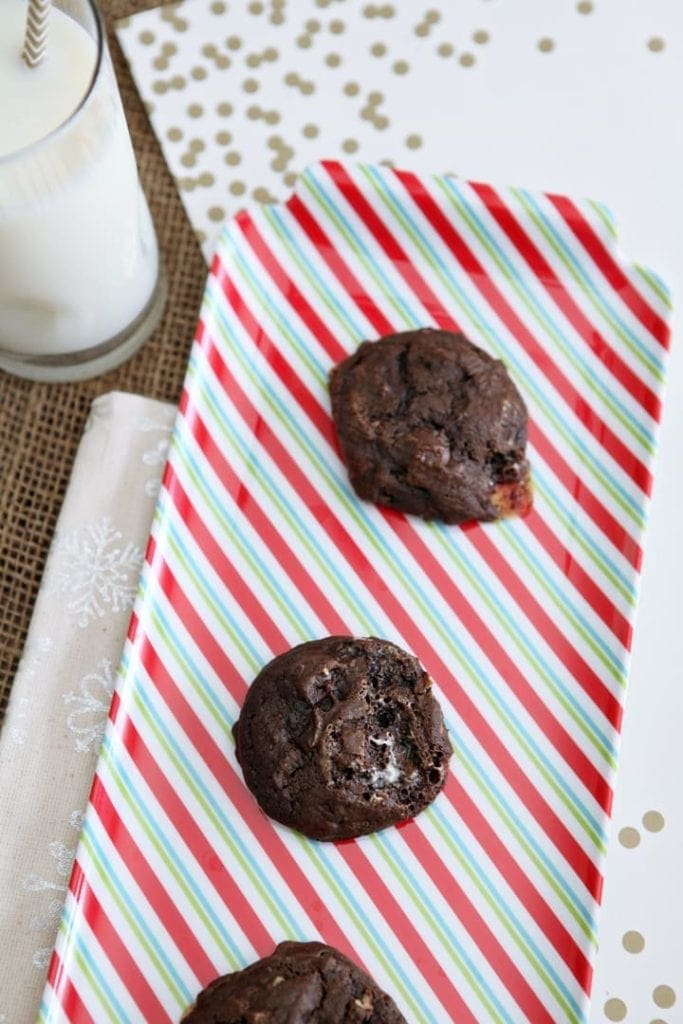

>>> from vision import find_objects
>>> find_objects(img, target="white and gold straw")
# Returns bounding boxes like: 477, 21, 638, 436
22, 0, 51, 68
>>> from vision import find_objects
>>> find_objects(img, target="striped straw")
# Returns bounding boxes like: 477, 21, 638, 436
22, 0, 51, 68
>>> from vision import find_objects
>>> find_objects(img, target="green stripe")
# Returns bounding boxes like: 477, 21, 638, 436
586, 199, 617, 241
80, 828, 187, 1009
427, 809, 581, 1024
435, 176, 653, 455
101, 743, 241, 972
354, 168, 645, 531
512, 188, 664, 383
71, 943, 120, 1024
633, 263, 672, 311
204, 286, 607, 850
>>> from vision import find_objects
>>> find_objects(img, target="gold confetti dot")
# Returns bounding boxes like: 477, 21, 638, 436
342, 138, 359, 153
217, 101, 233, 116
162, 42, 177, 55
284, 71, 298, 85
297, 34, 312, 48
300, 81, 315, 94
368, 89, 383, 104
198, 172, 215, 187
253, 186, 277, 202
187, 103, 204, 118
577, 0, 593, 11
271, 12, 284, 25
538, 37, 555, 53
643, 810, 665, 832
653, 986, 676, 1009
473, 29, 490, 44
248, 0, 264, 11
264, 110, 280, 124
393, 59, 409, 74
648, 36, 665, 52
425, 8, 440, 23
329, 18, 345, 33
459, 52, 475, 66
139, 30, 155, 45
622, 931, 645, 954
173, 18, 188, 32
170, 74, 186, 89
302, 123, 319, 138
375, 114, 389, 129
306, 17, 321, 31
226, 35, 242, 50
215, 130, 232, 144
153, 56, 168, 71
284, 171, 298, 187
406, 133, 422, 150
246, 53, 261, 67
196, 230, 207, 244
371, 42, 387, 56
208, 205, 225, 221
243, 78, 259, 93
167, 127, 183, 142
179, 177, 195, 191
180, 153, 196, 168
191, 66, 207, 80
437, 42, 454, 57
202, 43, 217, 57
263, 46, 278, 60
604, 999, 627, 1022
344, 81, 360, 95
230, 180, 246, 196
415, 23, 429, 38
189, 138, 205, 151
225, 150, 241, 165
326, 52, 341, 66
152, 80, 168, 94
211, 0, 226, 11
619, 827, 640, 849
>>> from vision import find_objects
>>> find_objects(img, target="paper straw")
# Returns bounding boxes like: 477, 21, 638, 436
22, 0, 51, 68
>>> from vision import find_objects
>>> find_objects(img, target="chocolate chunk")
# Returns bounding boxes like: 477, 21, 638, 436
329, 328, 532, 524
233, 636, 452, 841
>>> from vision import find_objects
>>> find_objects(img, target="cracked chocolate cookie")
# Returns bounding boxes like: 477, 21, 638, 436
329, 327, 532, 524
182, 941, 407, 1023
233, 636, 451, 841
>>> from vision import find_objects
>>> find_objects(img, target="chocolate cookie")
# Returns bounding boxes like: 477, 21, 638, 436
329, 327, 532, 524
182, 941, 407, 1023
233, 636, 451, 841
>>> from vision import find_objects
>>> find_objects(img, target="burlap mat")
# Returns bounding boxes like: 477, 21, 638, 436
0, 1, 206, 722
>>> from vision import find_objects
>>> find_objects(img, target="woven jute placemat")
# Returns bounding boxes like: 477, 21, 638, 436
0, 1, 206, 721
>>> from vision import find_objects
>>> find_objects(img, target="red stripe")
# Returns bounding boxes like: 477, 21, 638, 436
450, 777, 593, 991
229, 215, 632, 650
399, 819, 557, 1022
199, 320, 603, 900
214, 257, 621, 735
458, 181, 662, 420
68, 860, 173, 1024
46, 948, 95, 1024
185, 391, 594, 983
341, 162, 650, 494
547, 194, 670, 350
282, 174, 642, 569
90, 778, 218, 987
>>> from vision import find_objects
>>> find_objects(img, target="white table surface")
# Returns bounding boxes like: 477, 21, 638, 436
118, 1, 683, 1019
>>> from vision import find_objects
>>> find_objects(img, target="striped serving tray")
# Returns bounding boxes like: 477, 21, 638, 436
41, 161, 671, 1023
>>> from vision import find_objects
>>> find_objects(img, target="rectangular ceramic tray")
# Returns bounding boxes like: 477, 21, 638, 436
41, 161, 671, 1023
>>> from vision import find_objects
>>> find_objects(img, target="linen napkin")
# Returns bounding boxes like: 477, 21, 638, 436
0, 391, 175, 1024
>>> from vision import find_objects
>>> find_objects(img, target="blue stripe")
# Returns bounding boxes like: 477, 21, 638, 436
514, 189, 665, 375
439, 175, 654, 450
73, 926, 135, 1022
82, 814, 194, 1003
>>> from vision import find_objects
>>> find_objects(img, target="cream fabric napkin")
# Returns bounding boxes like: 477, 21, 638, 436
0, 391, 176, 1024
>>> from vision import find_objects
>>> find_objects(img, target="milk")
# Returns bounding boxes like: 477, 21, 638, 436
0, 0, 159, 361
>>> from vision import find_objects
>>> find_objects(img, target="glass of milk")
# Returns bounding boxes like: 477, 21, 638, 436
0, 0, 166, 381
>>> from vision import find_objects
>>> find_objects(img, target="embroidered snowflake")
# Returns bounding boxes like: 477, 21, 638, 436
51, 517, 143, 628
63, 658, 116, 753
10, 637, 55, 745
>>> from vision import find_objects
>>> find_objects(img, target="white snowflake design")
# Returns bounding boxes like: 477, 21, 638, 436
63, 658, 116, 753
23, 811, 83, 971
82, 394, 113, 433
139, 417, 173, 498
51, 517, 144, 628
